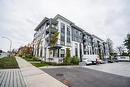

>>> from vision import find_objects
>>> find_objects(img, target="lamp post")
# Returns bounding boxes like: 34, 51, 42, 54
1, 36, 12, 55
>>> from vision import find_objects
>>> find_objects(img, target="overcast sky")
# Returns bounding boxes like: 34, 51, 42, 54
0, 0, 130, 51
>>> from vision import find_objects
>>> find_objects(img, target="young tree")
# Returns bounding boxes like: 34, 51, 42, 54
71, 56, 79, 65
64, 48, 71, 64
106, 38, 114, 60
50, 32, 59, 47
106, 38, 114, 55
49, 32, 59, 57
124, 33, 130, 52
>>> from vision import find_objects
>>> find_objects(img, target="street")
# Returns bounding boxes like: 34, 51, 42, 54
41, 63, 130, 87
84, 62, 130, 77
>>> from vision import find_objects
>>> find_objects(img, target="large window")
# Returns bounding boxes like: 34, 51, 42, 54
75, 43, 78, 56
71, 27, 82, 42
67, 26, 71, 43
60, 23, 65, 45
60, 49, 65, 57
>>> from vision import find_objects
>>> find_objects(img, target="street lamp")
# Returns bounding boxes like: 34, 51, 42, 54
1, 36, 12, 54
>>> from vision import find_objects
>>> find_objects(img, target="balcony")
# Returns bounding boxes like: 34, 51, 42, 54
45, 34, 50, 41
46, 26, 58, 33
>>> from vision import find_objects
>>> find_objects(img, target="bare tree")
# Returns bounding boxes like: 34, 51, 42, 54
117, 46, 124, 55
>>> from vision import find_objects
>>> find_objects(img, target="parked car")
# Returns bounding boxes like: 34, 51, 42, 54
117, 56, 130, 62
113, 57, 119, 62
82, 55, 98, 65
108, 59, 114, 63
82, 58, 92, 65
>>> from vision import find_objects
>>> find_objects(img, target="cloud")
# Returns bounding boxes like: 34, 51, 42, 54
0, 0, 130, 51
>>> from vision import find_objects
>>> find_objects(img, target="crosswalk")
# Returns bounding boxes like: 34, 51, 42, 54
0, 69, 26, 87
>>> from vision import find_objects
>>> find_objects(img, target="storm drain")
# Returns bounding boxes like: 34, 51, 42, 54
56, 73, 64, 76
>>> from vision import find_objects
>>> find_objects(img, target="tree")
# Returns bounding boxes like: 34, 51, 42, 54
71, 56, 79, 65
17, 45, 33, 57
64, 48, 71, 64
122, 52, 128, 56
124, 33, 130, 52
106, 38, 114, 60
106, 38, 114, 55
117, 46, 124, 55
50, 32, 59, 47
49, 32, 59, 58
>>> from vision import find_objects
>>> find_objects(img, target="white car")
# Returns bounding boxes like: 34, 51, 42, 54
82, 58, 92, 65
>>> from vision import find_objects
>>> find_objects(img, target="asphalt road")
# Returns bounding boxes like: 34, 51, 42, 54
41, 67, 130, 87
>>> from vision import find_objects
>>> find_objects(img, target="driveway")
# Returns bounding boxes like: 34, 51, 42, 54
41, 67, 130, 87
83, 62, 130, 77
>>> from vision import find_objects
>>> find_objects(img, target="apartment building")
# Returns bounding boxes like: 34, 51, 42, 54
33, 14, 109, 63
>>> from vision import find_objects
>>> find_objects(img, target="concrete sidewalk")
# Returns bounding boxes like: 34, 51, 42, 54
16, 56, 68, 87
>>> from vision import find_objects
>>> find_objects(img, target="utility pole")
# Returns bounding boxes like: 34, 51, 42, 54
1, 36, 12, 57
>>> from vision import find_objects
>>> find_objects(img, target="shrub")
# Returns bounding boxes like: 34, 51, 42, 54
71, 56, 79, 65
32, 56, 41, 61
25, 54, 33, 58
63, 48, 71, 64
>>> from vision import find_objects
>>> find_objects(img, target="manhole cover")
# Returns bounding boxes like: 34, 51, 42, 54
56, 73, 64, 76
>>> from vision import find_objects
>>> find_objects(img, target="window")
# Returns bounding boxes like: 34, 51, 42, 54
61, 23, 65, 33
72, 28, 74, 41
75, 43, 78, 56
71, 27, 82, 42
67, 26, 70, 35
54, 49, 58, 57
67, 26, 71, 43
84, 51, 86, 55
60, 49, 65, 57
60, 23, 65, 45
80, 32, 82, 42
67, 37, 70, 43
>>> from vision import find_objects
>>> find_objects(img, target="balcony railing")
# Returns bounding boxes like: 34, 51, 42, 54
46, 26, 58, 33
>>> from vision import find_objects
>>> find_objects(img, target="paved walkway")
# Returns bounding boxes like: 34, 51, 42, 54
16, 56, 68, 87
0, 69, 26, 87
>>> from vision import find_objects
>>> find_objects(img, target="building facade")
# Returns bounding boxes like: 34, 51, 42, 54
33, 14, 109, 63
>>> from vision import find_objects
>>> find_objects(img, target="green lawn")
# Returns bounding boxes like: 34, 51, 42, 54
0, 56, 19, 69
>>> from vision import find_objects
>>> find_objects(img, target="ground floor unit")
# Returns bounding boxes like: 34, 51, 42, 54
33, 42, 109, 63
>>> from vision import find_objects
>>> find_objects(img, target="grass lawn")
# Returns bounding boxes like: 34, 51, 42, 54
0, 56, 19, 69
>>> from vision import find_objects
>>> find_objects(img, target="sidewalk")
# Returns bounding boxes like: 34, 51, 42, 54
16, 56, 68, 87
39, 65, 80, 69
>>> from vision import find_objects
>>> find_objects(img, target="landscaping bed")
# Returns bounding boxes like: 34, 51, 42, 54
21, 55, 78, 67
0, 56, 19, 69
